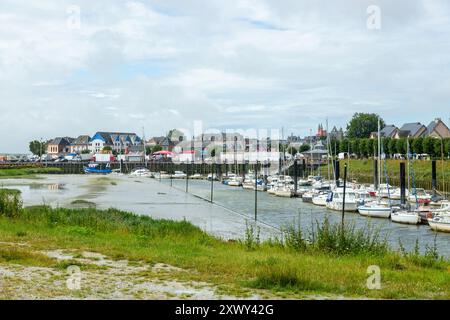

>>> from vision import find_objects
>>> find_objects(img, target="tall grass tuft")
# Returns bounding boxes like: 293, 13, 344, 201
0, 189, 22, 218
280, 216, 389, 256
399, 236, 445, 269
242, 221, 260, 250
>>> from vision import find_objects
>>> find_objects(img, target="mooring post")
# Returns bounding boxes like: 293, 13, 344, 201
335, 160, 340, 187
302, 159, 306, 178
341, 163, 347, 229
400, 162, 406, 206
255, 160, 258, 221
210, 163, 214, 203
185, 162, 189, 192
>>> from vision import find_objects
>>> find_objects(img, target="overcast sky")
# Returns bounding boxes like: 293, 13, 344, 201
1, 0, 450, 153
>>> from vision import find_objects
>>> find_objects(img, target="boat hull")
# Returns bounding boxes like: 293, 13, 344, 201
275, 190, 293, 198
357, 206, 391, 218
428, 218, 450, 233
327, 202, 358, 212
312, 197, 327, 206
391, 212, 420, 225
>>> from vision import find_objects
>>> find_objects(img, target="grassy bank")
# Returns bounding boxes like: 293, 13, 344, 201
319, 159, 450, 192
0, 189, 448, 299
0, 167, 62, 179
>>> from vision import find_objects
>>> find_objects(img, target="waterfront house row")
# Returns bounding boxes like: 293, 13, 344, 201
369, 118, 450, 139
47, 132, 143, 157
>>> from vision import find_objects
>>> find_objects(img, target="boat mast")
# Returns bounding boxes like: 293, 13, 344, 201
377, 117, 381, 188
142, 126, 147, 167
326, 119, 330, 182
407, 136, 410, 192
310, 129, 313, 176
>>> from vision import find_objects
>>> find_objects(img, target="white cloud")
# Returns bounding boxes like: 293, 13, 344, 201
0, 0, 449, 153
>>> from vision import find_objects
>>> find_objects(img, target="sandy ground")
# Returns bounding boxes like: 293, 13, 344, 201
0, 243, 268, 300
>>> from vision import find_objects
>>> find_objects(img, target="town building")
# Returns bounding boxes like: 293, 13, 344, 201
47, 137, 74, 156
328, 126, 344, 141
69, 135, 91, 154
89, 132, 141, 154
370, 125, 399, 139
425, 118, 450, 138
394, 123, 427, 139
298, 140, 328, 164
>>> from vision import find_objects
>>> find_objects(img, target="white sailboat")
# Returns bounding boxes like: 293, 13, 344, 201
358, 118, 392, 218
312, 192, 329, 206
358, 201, 392, 218
326, 188, 358, 212
391, 210, 420, 224
428, 215, 450, 233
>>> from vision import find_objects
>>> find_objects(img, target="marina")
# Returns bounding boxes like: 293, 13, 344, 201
2, 173, 449, 257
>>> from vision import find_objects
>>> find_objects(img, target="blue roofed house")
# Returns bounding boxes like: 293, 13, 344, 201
89, 132, 142, 153
425, 118, 450, 138
394, 122, 427, 139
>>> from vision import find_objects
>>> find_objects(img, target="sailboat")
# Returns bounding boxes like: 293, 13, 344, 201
391, 137, 421, 225
358, 118, 392, 218
428, 214, 450, 232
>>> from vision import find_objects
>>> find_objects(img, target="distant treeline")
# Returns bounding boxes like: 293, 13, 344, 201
328, 137, 450, 159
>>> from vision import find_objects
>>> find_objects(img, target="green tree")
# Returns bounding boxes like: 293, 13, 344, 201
396, 138, 406, 155
81, 149, 91, 154
102, 146, 112, 153
366, 139, 375, 157
387, 138, 397, 156
299, 144, 310, 153
339, 139, 349, 153
350, 139, 360, 157
330, 139, 340, 156
422, 137, 434, 155
444, 138, 450, 158
359, 139, 368, 158
433, 138, 443, 158
145, 146, 152, 155
152, 144, 163, 153
411, 137, 423, 155
287, 146, 298, 156
29, 140, 47, 155
346, 113, 385, 139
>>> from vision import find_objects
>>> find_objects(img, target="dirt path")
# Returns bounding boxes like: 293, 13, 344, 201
0, 246, 267, 300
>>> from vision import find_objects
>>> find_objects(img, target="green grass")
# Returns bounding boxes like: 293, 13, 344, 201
0, 189, 448, 299
320, 159, 450, 192
0, 167, 62, 179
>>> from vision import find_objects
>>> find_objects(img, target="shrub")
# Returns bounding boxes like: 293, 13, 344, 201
0, 189, 22, 218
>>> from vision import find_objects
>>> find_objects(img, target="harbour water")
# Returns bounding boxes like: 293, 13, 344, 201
1, 174, 449, 257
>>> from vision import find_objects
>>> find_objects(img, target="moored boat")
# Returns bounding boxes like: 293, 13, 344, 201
391, 210, 420, 225
428, 215, 450, 233
326, 188, 358, 212
358, 202, 391, 218
83, 163, 112, 174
